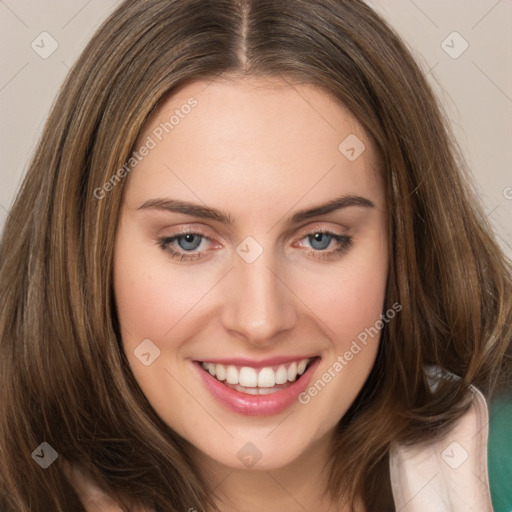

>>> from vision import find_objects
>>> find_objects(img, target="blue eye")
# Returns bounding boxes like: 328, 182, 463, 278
308, 232, 333, 250
158, 233, 208, 261
175, 234, 202, 251
158, 230, 352, 262
303, 231, 352, 260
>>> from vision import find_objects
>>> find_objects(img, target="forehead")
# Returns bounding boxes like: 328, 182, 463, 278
123, 76, 383, 213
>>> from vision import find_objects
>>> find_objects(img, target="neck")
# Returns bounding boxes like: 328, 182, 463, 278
193, 432, 363, 512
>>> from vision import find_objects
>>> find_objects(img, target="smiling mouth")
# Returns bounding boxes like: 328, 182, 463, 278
198, 357, 317, 396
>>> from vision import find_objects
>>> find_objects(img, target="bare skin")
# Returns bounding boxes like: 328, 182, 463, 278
73, 76, 388, 511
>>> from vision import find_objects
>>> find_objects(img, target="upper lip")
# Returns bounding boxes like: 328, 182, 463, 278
195, 355, 319, 369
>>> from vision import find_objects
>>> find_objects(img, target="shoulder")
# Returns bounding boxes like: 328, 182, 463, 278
389, 367, 493, 512
62, 461, 151, 512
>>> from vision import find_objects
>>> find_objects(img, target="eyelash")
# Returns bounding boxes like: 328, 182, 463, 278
157, 229, 352, 262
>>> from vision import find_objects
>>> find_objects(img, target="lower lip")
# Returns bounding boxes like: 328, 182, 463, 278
194, 358, 320, 416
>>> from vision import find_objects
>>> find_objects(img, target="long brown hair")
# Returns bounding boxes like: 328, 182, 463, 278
1, 0, 511, 510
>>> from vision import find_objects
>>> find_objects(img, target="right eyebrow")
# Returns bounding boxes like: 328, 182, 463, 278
137, 198, 235, 225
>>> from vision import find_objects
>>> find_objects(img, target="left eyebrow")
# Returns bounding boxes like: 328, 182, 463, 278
136, 194, 375, 225
287, 195, 375, 224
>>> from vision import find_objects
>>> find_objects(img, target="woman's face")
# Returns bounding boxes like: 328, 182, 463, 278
113, 76, 388, 471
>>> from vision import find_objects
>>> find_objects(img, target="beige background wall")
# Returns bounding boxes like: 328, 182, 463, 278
1, 0, 511, 257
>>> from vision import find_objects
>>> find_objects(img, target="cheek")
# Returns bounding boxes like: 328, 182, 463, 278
300, 241, 388, 346
115, 271, 185, 340
112, 240, 205, 422
294, 238, 389, 425
112, 235, 224, 413
113, 240, 217, 342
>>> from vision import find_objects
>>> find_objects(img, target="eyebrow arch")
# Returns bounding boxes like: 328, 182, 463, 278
137, 194, 375, 225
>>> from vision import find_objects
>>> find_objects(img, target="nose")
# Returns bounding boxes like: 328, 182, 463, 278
220, 251, 298, 346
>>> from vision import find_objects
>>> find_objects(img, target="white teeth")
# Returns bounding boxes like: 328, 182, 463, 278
200, 358, 313, 390
215, 364, 226, 381
239, 367, 258, 387
256, 387, 276, 395
257, 367, 276, 388
287, 362, 297, 381
226, 365, 239, 384
232, 384, 279, 395
275, 365, 288, 384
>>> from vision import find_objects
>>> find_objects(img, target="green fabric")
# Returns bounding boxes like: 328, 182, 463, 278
488, 393, 512, 512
